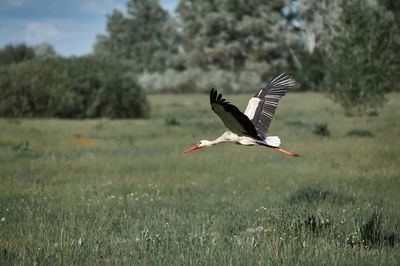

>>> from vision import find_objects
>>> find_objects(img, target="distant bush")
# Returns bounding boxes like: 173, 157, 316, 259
313, 123, 330, 137
165, 117, 180, 126
0, 56, 150, 118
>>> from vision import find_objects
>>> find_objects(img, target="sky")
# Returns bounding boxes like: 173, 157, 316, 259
0, 0, 178, 56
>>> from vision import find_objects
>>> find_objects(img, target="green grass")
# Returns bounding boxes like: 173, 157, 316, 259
0, 92, 399, 265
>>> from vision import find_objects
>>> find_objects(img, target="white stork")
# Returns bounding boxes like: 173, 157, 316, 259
184, 73, 299, 156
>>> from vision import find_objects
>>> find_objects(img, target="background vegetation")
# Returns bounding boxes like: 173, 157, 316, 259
0, 93, 399, 264
1, 0, 399, 116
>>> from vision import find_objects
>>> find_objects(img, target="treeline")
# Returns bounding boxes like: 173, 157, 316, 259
1, 0, 399, 118
94, 0, 399, 113
0, 44, 149, 118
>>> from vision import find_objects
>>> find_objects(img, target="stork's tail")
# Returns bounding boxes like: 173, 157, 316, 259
271, 147, 299, 157
266, 136, 281, 147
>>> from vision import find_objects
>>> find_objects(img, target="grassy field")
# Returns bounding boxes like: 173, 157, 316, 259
0, 92, 399, 265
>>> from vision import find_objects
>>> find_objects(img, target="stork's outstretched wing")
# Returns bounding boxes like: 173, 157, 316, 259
244, 73, 295, 137
210, 88, 260, 139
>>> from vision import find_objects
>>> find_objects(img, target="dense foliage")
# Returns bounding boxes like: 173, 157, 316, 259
0, 56, 149, 118
323, 4, 399, 113
0, 43, 35, 66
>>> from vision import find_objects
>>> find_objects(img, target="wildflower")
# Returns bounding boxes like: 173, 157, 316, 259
256, 209, 259, 212
38, 248, 41, 251
155, 234, 160, 237
150, 198, 154, 202
5, 208, 8, 212
341, 220, 344, 224
43, 197, 47, 200
337, 234, 341, 238
111, 195, 116, 199
0, 217, 5, 222
130, 193, 134, 196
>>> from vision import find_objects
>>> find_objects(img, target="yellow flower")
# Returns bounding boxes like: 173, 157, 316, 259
130, 193, 134, 196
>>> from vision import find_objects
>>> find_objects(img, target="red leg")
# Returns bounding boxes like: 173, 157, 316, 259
270, 147, 299, 157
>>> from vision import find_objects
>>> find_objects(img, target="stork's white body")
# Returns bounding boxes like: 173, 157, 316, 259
210, 131, 281, 147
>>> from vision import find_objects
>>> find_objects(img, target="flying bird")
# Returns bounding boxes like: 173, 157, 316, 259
184, 73, 299, 156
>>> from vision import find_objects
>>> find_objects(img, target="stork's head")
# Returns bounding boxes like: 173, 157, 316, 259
184, 140, 212, 153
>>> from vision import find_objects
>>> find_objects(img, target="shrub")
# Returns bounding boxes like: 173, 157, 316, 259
0, 56, 150, 118
313, 123, 330, 137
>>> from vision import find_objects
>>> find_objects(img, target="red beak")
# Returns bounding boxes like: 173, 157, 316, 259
184, 144, 201, 153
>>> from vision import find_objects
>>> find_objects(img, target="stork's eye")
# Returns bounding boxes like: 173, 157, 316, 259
198, 141, 202, 145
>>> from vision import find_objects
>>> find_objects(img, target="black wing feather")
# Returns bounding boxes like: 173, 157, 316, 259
251, 73, 295, 136
210, 88, 260, 139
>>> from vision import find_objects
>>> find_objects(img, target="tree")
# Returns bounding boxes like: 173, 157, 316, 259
94, 0, 180, 72
33, 42, 57, 58
0, 43, 35, 66
295, 0, 380, 54
323, 4, 399, 113
176, 0, 297, 80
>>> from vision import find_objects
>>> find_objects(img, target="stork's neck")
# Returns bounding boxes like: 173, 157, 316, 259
210, 131, 235, 145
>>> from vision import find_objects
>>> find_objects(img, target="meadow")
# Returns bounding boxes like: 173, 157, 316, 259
0, 92, 399, 265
